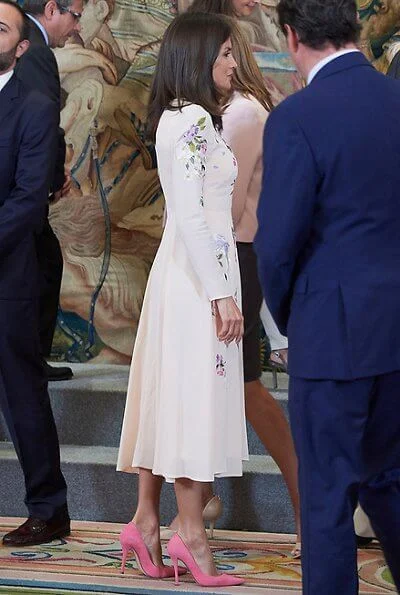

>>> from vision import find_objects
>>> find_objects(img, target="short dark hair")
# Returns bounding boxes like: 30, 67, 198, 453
147, 12, 232, 140
277, 0, 361, 50
21, 0, 73, 16
0, 0, 29, 40
187, 0, 236, 18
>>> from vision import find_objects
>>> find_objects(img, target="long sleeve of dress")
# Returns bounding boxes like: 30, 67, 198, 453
169, 107, 232, 302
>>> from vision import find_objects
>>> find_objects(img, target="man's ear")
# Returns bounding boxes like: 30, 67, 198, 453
379, 0, 389, 13
43, 0, 59, 19
16, 39, 30, 59
285, 24, 300, 54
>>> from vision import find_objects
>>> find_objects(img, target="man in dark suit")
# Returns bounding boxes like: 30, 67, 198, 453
15, 0, 83, 381
0, 0, 69, 546
255, 0, 400, 592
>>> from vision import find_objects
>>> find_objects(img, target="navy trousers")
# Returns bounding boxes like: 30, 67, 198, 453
289, 373, 400, 594
0, 299, 67, 520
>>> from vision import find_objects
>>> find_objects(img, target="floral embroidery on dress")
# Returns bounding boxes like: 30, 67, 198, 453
223, 139, 237, 170
177, 117, 208, 182
216, 354, 226, 377
214, 234, 230, 281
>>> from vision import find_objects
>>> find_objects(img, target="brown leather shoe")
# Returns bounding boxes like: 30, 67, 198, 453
2, 516, 70, 547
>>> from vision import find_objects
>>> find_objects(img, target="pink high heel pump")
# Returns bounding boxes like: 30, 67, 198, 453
120, 522, 186, 578
167, 533, 244, 587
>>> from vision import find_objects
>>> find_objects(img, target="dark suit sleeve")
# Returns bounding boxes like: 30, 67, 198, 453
15, 45, 66, 192
254, 105, 319, 335
0, 97, 58, 258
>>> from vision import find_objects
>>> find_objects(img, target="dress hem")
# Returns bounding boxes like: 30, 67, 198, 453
116, 463, 247, 483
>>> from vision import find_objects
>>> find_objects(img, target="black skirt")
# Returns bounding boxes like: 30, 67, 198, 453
237, 242, 263, 382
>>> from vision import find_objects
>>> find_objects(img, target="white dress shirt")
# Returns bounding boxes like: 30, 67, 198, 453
307, 49, 360, 85
0, 70, 14, 93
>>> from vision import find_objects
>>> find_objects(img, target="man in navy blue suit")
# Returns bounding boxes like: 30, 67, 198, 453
255, 0, 400, 592
0, 0, 69, 546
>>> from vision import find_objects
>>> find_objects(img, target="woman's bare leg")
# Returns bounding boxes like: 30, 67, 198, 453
245, 379, 301, 539
132, 468, 164, 565
174, 478, 218, 575
169, 481, 214, 530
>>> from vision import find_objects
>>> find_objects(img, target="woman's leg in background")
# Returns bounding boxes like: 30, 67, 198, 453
260, 300, 288, 366
245, 379, 301, 539
169, 482, 215, 531
260, 300, 288, 352
238, 242, 300, 540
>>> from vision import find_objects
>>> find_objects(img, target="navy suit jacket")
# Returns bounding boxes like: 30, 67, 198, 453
15, 18, 65, 193
0, 75, 58, 299
255, 52, 400, 380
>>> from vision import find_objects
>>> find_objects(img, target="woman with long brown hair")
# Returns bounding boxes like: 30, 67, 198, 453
168, 13, 301, 556
117, 12, 247, 587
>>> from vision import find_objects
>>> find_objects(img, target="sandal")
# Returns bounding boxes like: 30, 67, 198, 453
290, 541, 301, 559
269, 349, 288, 372
268, 349, 288, 389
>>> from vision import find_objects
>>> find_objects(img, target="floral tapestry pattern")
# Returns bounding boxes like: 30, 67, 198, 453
41, 0, 395, 363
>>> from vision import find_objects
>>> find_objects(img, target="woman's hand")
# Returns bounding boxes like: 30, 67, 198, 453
213, 297, 244, 344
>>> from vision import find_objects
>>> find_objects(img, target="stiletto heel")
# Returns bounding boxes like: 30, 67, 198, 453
202, 495, 222, 539
272, 367, 278, 389
167, 533, 244, 587
208, 520, 215, 539
121, 547, 128, 574
119, 522, 186, 579
171, 556, 180, 586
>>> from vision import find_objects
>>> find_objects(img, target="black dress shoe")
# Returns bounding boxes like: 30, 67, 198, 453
2, 516, 70, 547
356, 535, 374, 548
44, 361, 73, 381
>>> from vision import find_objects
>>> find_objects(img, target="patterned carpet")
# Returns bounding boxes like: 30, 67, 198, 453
0, 518, 395, 594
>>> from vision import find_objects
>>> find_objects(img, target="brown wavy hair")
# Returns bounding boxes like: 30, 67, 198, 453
147, 12, 233, 140
229, 22, 274, 112
187, 0, 236, 17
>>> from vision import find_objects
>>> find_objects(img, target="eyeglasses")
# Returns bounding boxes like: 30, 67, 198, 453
58, 5, 82, 20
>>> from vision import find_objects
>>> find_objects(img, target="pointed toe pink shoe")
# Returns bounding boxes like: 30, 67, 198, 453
167, 533, 245, 587
120, 522, 186, 579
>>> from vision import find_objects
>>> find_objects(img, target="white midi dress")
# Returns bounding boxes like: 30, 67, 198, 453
117, 103, 248, 482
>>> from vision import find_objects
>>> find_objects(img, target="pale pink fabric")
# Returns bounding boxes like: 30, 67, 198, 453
222, 91, 269, 243
223, 93, 288, 347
